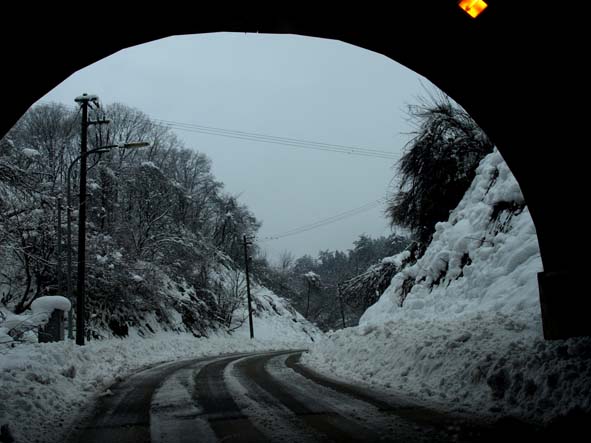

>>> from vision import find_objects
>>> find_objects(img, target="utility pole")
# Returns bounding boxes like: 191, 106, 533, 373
243, 235, 254, 339
73, 93, 109, 346
306, 279, 311, 317
56, 196, 63, 293
66, 182, 74, 339
56, 196, 64, 340
337, 284, 346, 329
75, 95, 89, 346
66, 191, 73, 339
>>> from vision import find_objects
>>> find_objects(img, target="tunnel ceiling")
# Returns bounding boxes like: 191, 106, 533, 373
0, 1, 585, 279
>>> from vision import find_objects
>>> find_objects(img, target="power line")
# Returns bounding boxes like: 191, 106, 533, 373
154, 121, 398, 160
153, 118, 396, 154
274, 201, 381, 237
261, 201, 383, 241
261, 198, 386, 241
35, 100, 401, 160
152, 118, 400, 159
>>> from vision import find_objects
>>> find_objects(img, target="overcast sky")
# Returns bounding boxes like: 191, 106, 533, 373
38, 32, 429, 262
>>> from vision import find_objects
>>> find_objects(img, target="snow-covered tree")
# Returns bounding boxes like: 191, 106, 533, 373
0, 102, 263, 338
386, 92, 493, 251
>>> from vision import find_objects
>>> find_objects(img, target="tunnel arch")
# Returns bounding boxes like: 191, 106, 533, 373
1, 2, 585, 338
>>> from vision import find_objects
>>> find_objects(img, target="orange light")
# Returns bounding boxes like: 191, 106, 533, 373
458, 0, 488, 18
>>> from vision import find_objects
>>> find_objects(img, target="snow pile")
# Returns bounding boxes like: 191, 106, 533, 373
1, 297, 71, 345
0, 332, 302, 443
302, 150, 591, 422
30, 296, 71, 316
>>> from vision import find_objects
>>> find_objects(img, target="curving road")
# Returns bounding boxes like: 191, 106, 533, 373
70, 350, 538, 442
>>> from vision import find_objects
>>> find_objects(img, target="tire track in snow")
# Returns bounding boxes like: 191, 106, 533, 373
224, 352, 320, 443
267, 352, 442, 442
235, 351, 384, 442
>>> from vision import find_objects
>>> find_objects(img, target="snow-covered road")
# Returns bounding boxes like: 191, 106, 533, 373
68, 350, 543, 442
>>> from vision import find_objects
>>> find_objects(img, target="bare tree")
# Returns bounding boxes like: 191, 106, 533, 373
278, 250, 295, 273
218, 268, 247, 331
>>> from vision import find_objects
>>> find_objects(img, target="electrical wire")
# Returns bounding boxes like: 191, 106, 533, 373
35, 100, 401, 160
260, 198, 386, 241
152, 118, 400, 160
155, 119, 396, 155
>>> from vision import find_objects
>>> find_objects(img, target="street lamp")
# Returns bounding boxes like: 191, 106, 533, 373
65, 142, 149, 342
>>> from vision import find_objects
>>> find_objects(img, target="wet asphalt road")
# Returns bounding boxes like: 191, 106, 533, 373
69, 350, 544, 442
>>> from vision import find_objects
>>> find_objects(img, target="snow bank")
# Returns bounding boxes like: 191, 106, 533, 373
302, 150, 591, 423
0, 332, 301, 443
303, 314, 591, 422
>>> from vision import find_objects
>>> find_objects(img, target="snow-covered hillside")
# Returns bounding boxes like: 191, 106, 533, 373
102, 259, 320, 342
233, 285, 319, 342
302, 150, 591, 423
